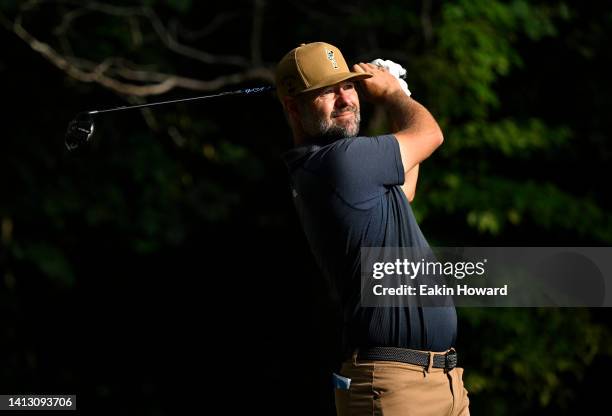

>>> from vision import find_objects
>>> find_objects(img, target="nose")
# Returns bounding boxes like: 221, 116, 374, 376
335, 87, 354, 108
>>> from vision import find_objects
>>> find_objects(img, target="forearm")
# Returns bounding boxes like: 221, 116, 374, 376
389, 112, 419, 201
353, 62, 443, 173
384, 92, 443, 173
400, 165, 418, 202
385, 91, 442, 142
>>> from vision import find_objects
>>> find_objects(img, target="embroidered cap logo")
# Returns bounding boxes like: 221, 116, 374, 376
325, 48, 339, 69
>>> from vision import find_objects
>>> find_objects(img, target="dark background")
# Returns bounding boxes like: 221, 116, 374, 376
1, 0, 611, 414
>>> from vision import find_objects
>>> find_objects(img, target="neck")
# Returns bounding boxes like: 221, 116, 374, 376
291, 125, 308, 147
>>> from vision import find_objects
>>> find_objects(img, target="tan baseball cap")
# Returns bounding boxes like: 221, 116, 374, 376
275, 42, 372, 100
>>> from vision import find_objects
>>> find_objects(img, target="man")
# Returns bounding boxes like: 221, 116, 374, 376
277, 42, 469, 416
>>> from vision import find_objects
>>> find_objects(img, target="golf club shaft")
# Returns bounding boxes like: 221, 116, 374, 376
88, 86, 274, 114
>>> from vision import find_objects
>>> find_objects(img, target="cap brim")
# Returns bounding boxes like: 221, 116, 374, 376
300, 72, 373, 94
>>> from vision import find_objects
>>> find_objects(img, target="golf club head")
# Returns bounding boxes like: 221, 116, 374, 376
65, 112, 94, 151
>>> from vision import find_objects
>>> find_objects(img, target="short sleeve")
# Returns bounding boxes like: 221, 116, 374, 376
302, 135, 405, 206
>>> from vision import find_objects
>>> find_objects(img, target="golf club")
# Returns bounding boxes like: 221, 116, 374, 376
65, 86, 274, 151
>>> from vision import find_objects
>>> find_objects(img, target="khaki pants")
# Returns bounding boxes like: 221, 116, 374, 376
335, 350, 470, 416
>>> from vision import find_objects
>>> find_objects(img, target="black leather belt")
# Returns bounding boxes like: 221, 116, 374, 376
358, 346, 457, 370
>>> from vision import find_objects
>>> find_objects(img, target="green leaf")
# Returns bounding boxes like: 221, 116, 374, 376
14, 243, 75, 287
166, 0, 192, 13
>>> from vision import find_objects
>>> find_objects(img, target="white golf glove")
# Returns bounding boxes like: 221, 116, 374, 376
370, 58, 411, 97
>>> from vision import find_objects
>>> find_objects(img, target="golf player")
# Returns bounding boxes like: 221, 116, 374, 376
277, 42, 470, 415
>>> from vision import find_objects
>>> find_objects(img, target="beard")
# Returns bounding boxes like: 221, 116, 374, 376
300, 104, 361, 145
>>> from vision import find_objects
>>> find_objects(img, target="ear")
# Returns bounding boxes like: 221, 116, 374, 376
282, 96, 300, 122
282, 95, 307, 145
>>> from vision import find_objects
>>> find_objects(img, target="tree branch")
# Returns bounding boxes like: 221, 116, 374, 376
24, 0, 253, 67
142, 6, 251, 67
421, 0, 434, 45
251, 0, 265, 66
171, 12, 240, 41
7, 14, 273, 97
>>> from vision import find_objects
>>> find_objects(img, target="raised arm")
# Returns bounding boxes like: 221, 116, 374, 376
353, 63, 443, 198
402, 164, 419, 202
388, 118, 419, 202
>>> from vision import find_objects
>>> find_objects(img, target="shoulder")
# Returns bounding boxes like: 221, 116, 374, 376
316, 135, 399, 159
283, 135, 400, 179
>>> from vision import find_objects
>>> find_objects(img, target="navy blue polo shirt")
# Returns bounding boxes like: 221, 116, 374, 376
281, 135, 457, 353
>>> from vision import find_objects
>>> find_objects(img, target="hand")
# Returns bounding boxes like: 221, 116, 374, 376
352, 62, 404, 104
369, 59, 411, 97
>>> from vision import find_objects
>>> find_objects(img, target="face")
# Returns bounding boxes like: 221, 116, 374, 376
296, 81, 361, 144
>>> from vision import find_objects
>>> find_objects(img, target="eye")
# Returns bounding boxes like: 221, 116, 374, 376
321, 88, 334, 96
342, 82, 355, 90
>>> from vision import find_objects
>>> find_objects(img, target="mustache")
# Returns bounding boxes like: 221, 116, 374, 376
331, 106, 358, 117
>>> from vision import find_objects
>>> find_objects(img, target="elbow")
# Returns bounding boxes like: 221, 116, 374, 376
437, 130, 444, 147
431, 131, 444, 154
428, 127, 444, 151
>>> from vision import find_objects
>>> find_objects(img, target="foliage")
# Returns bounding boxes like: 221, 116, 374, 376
1, 0, 611, 414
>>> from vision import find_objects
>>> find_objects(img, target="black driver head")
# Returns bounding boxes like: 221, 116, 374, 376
65, 112, 94, 151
